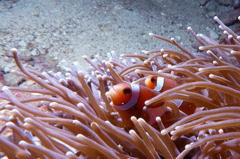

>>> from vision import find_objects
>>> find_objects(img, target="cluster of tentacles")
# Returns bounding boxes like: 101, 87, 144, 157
0, 16, 240, 159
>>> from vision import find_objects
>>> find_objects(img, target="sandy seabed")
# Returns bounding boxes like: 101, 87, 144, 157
0, 0, 238, 86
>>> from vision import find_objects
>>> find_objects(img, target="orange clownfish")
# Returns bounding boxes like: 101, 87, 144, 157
145, 76, 178, 92
145, 76, 197, 115
108, 82, 168, 129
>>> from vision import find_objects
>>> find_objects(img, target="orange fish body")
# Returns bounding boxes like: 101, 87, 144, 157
179, 101, 196, 115
145, 76, 196, 115
108, 82, 168, 128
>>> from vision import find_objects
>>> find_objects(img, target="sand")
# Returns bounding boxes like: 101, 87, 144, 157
0, 0, 238, 86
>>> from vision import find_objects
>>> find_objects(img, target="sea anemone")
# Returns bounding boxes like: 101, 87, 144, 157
0, 16, 240, 159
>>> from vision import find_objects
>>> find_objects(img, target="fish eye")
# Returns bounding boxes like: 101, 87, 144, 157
151, 77, 157, 83
123, 88, 131, 95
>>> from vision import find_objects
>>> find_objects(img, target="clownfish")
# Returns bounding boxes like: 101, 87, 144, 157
145, 76, 178, 92
145, 76, 197, 115
108, 82, 169, 128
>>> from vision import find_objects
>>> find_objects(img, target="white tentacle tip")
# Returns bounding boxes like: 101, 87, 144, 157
49, 102, 58, 107
5, 122, 15, 127
130, 116, 137, 121
185, 142, 194, 150
198, 46, 204, 50
10, 48, 18, 53
2, 86, 10, 92
198, 68, 204, 72
24, 117, 33, 123
213, 16, 219, 20
19, 140, 28, 147
161, 129, 167, 135
76, 134, 84, 139
187, 26, 192, 30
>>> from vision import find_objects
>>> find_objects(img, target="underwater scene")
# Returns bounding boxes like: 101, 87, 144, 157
0, 0, 240, 158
